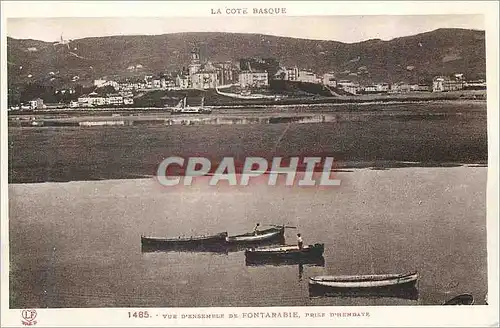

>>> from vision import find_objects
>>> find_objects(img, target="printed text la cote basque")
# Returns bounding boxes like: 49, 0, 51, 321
211, 7, 287, 15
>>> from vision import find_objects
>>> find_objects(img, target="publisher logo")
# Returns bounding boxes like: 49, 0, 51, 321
21, 309, 37, 326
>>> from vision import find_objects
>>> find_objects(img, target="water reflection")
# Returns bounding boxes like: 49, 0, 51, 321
156, 115, 334, 126
245, 255, 325, 267
11, 114, 338, 128
245, 256, 325, 282
141, 243, 228, 254
141, 237, 286, 254
308, 284, 419, 301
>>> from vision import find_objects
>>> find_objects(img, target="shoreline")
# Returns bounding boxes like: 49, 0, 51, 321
8, 163, 488, 185
7, 91, 487, 115
8, 101, 487, 184
7, 99, 487, 127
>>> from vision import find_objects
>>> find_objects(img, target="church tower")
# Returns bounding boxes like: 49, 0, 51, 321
188, 47, 201, 76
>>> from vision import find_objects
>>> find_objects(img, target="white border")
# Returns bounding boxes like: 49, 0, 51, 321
1, 1, 498, 327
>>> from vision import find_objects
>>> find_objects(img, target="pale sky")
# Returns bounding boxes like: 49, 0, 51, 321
7, 15, 484, 43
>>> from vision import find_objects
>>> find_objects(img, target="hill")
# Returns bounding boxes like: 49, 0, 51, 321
7, 28, 486, 87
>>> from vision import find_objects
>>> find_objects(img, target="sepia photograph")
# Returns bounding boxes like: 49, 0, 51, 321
1, 1, 498, 327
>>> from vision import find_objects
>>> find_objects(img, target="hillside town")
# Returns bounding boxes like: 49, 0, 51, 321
9, 47, 487, 110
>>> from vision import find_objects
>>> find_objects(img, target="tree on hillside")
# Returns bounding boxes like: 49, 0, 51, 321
19, 83, 57, 103
95, 85, 117, 95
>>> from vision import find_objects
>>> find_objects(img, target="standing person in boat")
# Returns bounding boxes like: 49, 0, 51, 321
297, 233, 304, 249
253, 223, 260, 236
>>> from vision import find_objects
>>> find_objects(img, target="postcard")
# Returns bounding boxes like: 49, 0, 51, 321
1, 1, 498, 327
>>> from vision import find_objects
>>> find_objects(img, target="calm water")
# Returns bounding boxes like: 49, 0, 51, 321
8, 102, 487, 183
9, 167, 487, 308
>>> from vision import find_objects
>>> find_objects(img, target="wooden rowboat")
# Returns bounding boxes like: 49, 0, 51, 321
141, 232, 228, 247
226, 226, 285, 244
309, 271, 419, 289
141, 227, 287, 253
443, 293, 474, 305
245, 243, 325, 260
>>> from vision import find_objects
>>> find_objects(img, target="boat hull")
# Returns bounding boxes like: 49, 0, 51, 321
169, 96, 211, 114
141, 229, 285, 253
309, 272, 419, 289
245, 243, 325, 260
443, 294, 474, 305
141, 232, 228, 247
226, 227, 285, 244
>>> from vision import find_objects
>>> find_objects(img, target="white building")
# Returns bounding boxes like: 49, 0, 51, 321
363, 85, 378, 93
190, 62, 219, 89
78, 93, 106, 107
176, 75, 190, 89
28, 98, 44, 110
297, 70, 318, 83
239, 71, 269, 88
464, 80, 486, 89
94, 79, 119, 90
275, 67, 299, 81
160, 78, 175, 89
188, 49, 202, 76
286, 67, 299, 81
94, 79, 107, 87
391, 82, 412, 93
376, 83, 390, 92
410, 84, 430, 92
106, 94, 124, 106
432, 76, 464, 92
192, 71, 218, 89
337, 80, 360, 95
322, 73, 337, 87
363, 83, 390, 93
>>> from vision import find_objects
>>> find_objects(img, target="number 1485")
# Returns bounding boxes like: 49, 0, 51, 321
128, 311, 150, 318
